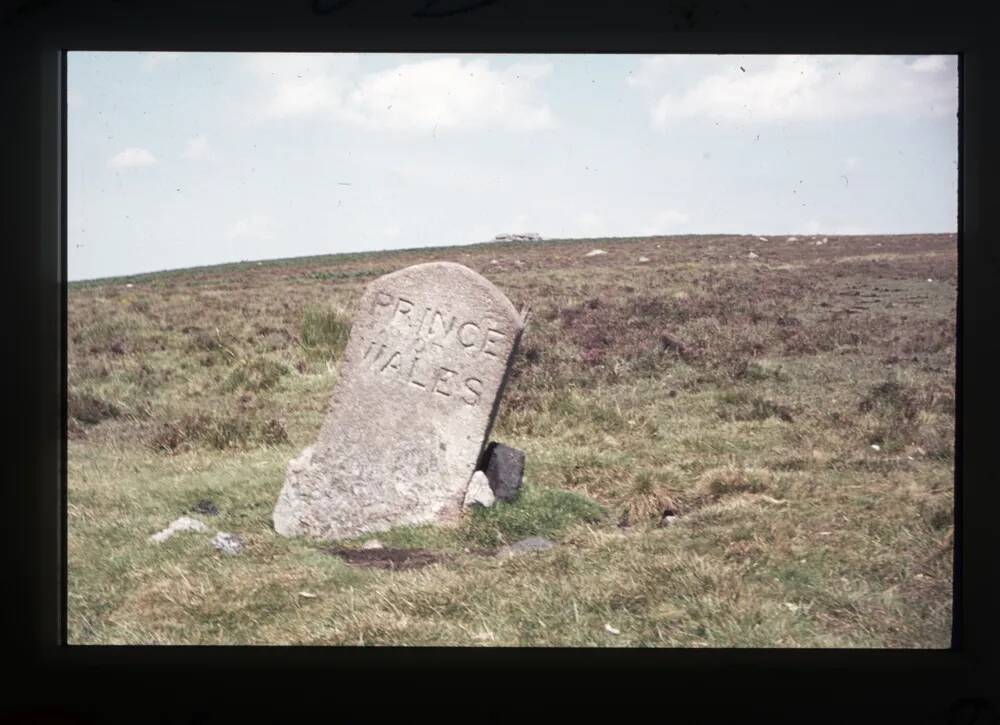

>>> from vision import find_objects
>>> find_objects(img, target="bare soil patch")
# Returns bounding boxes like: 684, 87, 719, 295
324, 546, 445, 570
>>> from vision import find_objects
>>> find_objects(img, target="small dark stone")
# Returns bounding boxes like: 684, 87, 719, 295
191, 499, 219, 516
477, 442, 525, 502
109, 340, 126, 356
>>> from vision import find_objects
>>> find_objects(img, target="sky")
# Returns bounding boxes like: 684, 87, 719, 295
67, 52, 959, 281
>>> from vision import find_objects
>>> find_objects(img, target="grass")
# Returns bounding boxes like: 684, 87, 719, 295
67, 232, 955, 646
222, 356, 290, 393
299, 307, 352, 361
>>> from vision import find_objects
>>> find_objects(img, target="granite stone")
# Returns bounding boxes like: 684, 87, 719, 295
273, 262, 524, 540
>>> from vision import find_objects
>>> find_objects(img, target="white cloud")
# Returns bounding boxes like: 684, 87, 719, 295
107, 147, 157, 169
341, 57, 556, 132
225, 214, 275, 242
632, 55, 958, 126
245, 53, 361, 119
246, 54, 556, 133
627, 55, 708, 89
182, 136, 211, 160
141, 52, 182, 71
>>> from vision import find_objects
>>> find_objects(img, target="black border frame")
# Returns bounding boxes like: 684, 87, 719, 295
4, 0, 997, 719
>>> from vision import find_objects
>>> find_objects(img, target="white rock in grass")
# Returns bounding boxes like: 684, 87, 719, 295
149, 516, 208, 544
361, 538, 384, 550
870, 444, 881, 451
748, 251, 759, 259
638, 256, 650, 263
604, 623, 621, 635
463, 471, 495, 509
211, 531, 243, 555
584, 249, 608, 257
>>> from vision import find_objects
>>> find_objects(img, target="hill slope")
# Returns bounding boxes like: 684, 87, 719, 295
67, 233, 955, 646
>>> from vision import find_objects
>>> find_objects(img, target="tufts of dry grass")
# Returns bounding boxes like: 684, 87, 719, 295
222, 356, 290, 393
694, 465, 776, 500
148, 410, 289, 453
856, 375, 955, 457
617, 470, 681, 528
300, 306, 352, 361
68, 391, 121, 425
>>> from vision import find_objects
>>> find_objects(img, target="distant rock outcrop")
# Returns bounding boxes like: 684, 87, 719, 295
493, 233, 542, 242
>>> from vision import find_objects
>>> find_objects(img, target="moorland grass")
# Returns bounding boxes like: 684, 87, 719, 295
67, 232, 955, 646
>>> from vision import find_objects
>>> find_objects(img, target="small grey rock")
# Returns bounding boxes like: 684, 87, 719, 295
211, 532, 243, 555
498, 536, 555, 559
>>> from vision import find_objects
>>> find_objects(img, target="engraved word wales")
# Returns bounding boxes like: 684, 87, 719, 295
358, 291, 510, 406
